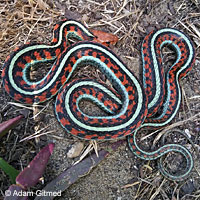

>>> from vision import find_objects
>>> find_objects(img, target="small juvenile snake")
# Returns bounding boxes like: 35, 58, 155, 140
1, 19, 195, 181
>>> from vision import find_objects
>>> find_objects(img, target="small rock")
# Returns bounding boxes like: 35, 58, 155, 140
67, 142, 84, 158
82, 14, 89, 23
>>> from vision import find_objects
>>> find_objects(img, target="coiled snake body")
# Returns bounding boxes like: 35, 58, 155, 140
2, 19, 195, 181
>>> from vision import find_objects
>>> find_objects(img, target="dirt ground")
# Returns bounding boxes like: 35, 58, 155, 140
0, 0, 200, 199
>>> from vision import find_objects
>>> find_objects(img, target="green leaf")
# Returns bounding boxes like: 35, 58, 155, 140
0, 157, 19, 184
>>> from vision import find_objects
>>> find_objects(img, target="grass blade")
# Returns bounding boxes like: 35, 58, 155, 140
0, 157, 19, 184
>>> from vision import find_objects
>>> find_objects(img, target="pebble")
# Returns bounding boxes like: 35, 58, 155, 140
67, 142, 84, 158
82, 14, 89, 23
